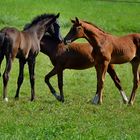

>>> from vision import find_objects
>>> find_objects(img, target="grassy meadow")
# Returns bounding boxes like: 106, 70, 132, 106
0, 0, 140, 139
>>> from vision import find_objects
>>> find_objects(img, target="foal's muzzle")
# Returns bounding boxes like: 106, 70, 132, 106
64, 39, 71, 45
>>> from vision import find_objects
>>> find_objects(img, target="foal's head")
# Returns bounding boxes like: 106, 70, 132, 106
45, 20, 63, 42
24, 13, 62, 41
64, 17, 85, 44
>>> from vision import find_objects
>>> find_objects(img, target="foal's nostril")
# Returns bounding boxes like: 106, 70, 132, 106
66, 40, 71, 44
64, 38, 72, 45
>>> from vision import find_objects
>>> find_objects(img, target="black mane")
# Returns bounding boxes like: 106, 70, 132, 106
24, 13, 56, 30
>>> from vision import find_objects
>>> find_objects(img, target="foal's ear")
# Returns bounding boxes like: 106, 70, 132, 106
55, 13, 60, 18
71, 19, 75, 24
75, 17, 80, 24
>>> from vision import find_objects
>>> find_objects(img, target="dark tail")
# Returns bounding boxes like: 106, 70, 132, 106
0, 32, 6, 77
0, 32, 5, 46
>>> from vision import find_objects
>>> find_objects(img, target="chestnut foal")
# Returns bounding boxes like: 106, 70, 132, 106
64, 18, 140, 105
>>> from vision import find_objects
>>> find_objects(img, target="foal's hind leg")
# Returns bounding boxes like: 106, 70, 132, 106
3, 54, 12, 101
129, 61, 140, 105
28, 57, 36, 101
107, 64, 128, 103
15, 59, 26, 99
0, 52, 4, 77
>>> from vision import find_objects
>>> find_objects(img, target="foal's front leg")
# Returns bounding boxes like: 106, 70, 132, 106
28, 57, 36, 101
57, 71, 64, 102
3, 54, 12, 101
15, 59, 26, 99
92, 61, 109, 104
45, 68, 60, 101
45, 67, 64, 102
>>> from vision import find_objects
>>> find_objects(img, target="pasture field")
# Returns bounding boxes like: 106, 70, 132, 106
0, 0, 140, 139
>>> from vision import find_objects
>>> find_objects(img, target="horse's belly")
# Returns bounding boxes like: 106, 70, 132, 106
66, 59, 94, 70
110, 55, 134, 64
111, 47, 136, 64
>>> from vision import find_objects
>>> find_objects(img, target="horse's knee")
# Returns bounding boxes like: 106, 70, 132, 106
134, 82, 139, 89
134, 79, 139, 88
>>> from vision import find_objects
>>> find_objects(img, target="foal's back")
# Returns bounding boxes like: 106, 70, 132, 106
110, 33, 140, 64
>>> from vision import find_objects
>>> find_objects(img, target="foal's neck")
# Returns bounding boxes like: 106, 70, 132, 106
84, 24, 108, 47
41, 35, 61, 55
24, 26, 45, 41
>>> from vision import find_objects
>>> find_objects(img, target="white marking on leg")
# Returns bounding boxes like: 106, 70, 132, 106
4, 97, 8, 102
120, 90, 128, 103
92, 94, 99, 104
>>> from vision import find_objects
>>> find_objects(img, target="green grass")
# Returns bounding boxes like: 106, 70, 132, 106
0, 0, 140, 139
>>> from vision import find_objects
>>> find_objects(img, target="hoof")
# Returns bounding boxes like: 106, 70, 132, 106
4, 97, 8, 102
120, 91, 128, 104
123, 99, 128, 104
61, 98, 64, 103
30, 97, 35, 102
92, 94, 99, 105
128, 101, 134, 106
15, 96, 19, 100
56, 95, 64, 102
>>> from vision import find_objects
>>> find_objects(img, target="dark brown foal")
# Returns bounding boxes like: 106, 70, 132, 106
0, 13, 59, 101
40, 33, 128, 103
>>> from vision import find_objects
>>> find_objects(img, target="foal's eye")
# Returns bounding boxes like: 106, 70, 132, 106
77, 27, 81, 30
